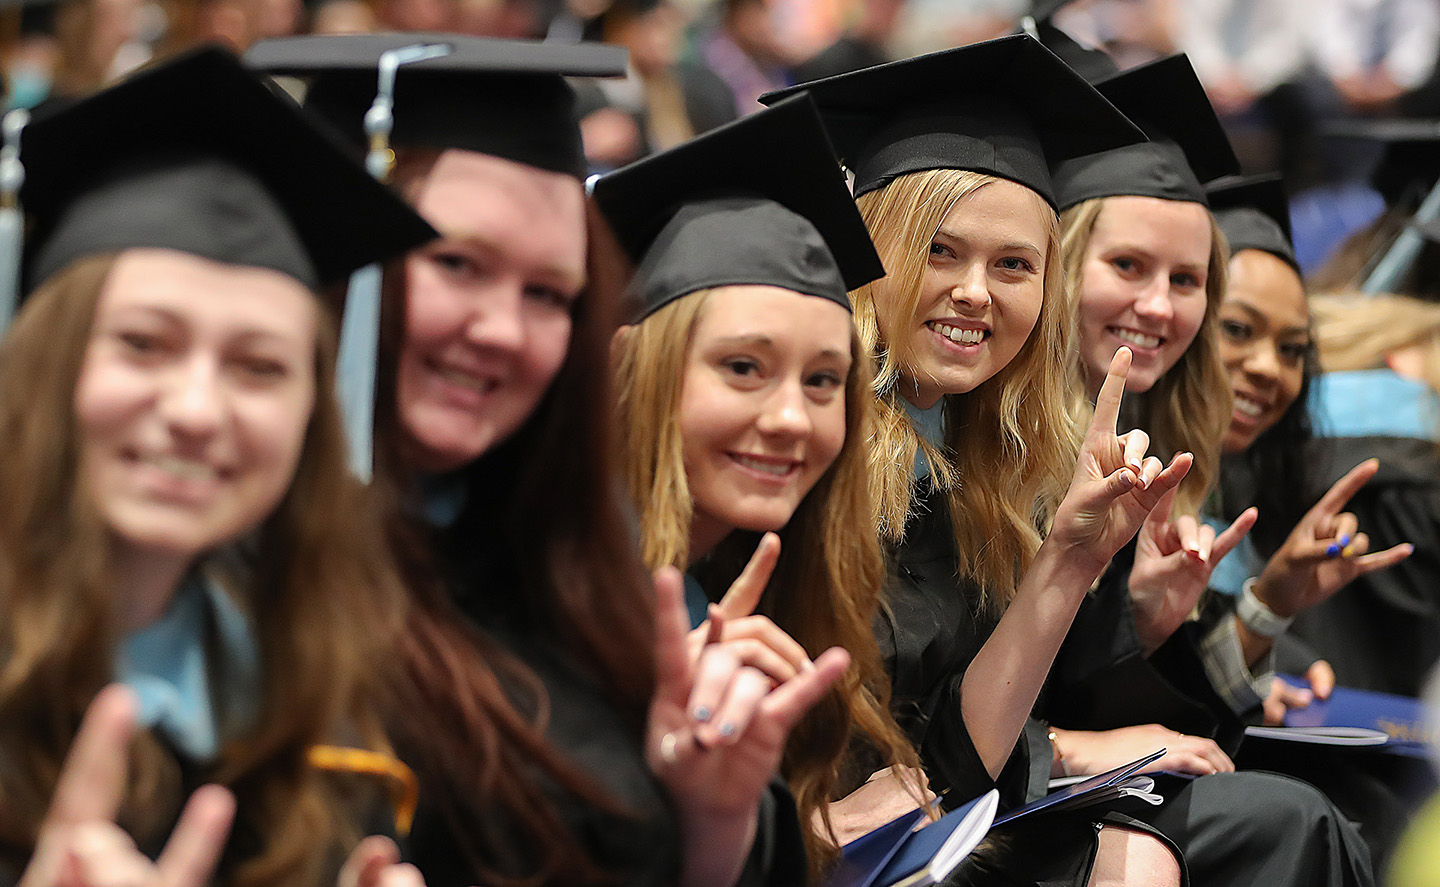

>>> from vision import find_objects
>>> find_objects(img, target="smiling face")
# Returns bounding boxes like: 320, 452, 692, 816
1076, 196, 1213, 395
1218, 248, 1310, 453
678, 286, 853, 556
74, 248, 318, 561
888, 178, 1050, 407
397, 149, 587, 474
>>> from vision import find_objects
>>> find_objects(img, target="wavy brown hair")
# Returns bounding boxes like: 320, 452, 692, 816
613, 289, 925, 881
1059, 197, 1232, 519
852, 169, 1081, 612
0, 253, 407, 887
375, 150, 658, 887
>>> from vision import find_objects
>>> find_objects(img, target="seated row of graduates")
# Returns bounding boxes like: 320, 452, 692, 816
0, 26, 1393, 887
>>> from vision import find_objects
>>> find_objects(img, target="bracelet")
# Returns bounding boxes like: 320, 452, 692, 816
1237, 577, 1294, 638
1048, 727, 1070, 777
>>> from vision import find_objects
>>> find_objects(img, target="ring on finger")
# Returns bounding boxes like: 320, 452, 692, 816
660, 732, 680, 765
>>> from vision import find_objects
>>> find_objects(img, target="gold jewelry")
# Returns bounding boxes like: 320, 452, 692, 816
1048, 727, 1069, 777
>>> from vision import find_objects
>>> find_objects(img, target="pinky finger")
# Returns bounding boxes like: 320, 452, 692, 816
1354, 542, 1414, 573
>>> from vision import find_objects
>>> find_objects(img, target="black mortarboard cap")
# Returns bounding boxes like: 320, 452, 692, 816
1054, 53, 1239, 210
244, 34, 627, 179
1323, 118, 1440, 205
757, 34, 1145, 207
20, 45, 436, 293
1207, 174, 1299, 273
592, 94, 883, 320
1026, 18, 1119, 83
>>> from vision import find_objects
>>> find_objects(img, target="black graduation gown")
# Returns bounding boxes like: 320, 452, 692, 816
878, 487, 1179, 887
1282, 434, 1440, 698
882, 488, 1373, 887
403, 511, 805, 887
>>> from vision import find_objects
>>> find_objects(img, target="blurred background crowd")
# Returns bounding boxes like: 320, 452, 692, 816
7, 0, 1440, 286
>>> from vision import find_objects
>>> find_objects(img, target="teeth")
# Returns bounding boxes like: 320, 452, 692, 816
149, 454, 218, 482
1113, 328, 1161, 349
1235, 396, 1264, 417
734, 455, 793, 477
932, 322, 985, 345
436, 366, 495, 393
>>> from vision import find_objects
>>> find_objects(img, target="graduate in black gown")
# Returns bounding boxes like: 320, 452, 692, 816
766, 35, 1199, 886
599, 95, 934, 873
1050, 54, 1375, 887
245, 33, 838, 887
0, 47, 434, 887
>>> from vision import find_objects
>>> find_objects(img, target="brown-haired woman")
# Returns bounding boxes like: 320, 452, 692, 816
0, 47, 433, 887
251, 34, 844, 887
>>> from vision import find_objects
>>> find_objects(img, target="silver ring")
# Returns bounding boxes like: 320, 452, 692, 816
660, 732, 680, 765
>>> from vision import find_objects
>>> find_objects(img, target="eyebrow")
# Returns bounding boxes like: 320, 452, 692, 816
934, 227, 1043, 257
436, 229, 587, 293
709, 334, 851, 362
1227, 299, 1311, 336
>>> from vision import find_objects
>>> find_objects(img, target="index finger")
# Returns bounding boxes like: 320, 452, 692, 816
716, 533, 781, 620
156, 785, 236, 887
1089, 347, 1133, 438
44, 685, 137, 830
1313, 459, 1380, 516
652, 567, 695, 710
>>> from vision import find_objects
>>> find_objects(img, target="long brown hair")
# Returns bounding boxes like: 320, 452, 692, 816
0, 253, 408, 887
613, 289, 924, 881
1059, 197, 1232, 518
376, 150, 658, 887
853, 169, 1081, 611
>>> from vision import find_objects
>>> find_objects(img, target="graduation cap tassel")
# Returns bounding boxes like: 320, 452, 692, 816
337, 42, 451, 481
0, 109, 29, 338
1362, 175, 1440, 294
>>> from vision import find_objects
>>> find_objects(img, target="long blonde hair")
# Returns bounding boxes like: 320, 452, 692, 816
1059, 197, 1232, 518
1312, 292, 1440, 399
853, 169, 1080, 612
613, 288, 924, 881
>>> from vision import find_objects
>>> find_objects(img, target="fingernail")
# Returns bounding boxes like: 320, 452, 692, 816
693, 705, 712, 722
1341, 543, 1356, 558
1325, 543, 1341, 558
718, 721, 736, 738
1338, 534, 1352, 547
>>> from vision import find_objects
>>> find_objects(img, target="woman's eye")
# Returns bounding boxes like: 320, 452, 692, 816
1110, 256, 1137, 274
524, 285, 576, 310
238, 356, 289, 380
117, 330, 166, 357
1280, 342, 1311, 362
997, 256, 1035, 274
1172, 272, 1203, 290
806, 371, 844, 391
723, 358, 760, 377
1220, 319, 1252, 341
431, 251, 479, 277
928, 243, 954, 260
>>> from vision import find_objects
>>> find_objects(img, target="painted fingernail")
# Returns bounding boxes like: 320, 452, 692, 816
1341, 543, 1356, 558
1338, 534, 1352, 547
718, 721, 736, 738
1325, 543, 1342, 558
693, 705, 712, 722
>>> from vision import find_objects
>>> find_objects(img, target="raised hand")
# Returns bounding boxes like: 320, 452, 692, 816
1129, 487, 1259, 655
1048, 348, 1194, 575
647, 568, 848, 887
20, 685, 236, 887
684, 533, 811, 684
1251, 459, 1413, 618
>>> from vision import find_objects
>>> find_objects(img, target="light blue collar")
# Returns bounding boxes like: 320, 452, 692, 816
116, 573, 260, 763
899, 395, 946, 480
1310, 370, 1440, 441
